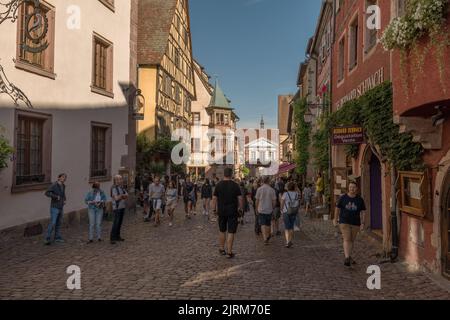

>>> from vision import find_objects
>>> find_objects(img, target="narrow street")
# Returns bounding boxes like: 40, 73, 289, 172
0, 204, 448, 300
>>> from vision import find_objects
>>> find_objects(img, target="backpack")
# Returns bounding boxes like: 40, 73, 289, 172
286, 192, 299, 216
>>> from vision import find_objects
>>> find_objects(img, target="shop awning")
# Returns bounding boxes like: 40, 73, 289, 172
278, 163, 296, 175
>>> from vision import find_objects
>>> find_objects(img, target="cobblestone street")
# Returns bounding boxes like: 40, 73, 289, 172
0, 204, 449, 300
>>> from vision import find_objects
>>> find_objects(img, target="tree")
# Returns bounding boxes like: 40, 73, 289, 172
293, 98, 311, 184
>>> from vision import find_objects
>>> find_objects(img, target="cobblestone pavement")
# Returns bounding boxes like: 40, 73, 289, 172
0, 203, 449, 300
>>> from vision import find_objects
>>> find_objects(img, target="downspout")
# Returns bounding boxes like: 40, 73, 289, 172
390, 166, 399, 262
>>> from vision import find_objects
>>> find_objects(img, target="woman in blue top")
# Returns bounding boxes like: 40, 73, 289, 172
85, 182, 107, 243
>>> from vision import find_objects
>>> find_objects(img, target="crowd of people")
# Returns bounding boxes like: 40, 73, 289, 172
43, 169, 367, 267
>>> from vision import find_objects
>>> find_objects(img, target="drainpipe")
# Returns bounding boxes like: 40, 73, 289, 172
390, 166, 399, 262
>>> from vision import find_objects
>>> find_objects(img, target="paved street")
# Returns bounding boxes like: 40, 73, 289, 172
0, 204, 449, 300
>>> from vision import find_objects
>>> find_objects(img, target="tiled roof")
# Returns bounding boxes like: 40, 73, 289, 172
138, 0, 178, 65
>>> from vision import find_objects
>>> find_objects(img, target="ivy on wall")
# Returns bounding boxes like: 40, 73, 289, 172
330, 82, 424, 171
137, 133, 179, 174
293, 98, 311, 179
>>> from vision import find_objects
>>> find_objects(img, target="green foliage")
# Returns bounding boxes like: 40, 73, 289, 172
241, 165, 250, 177
330, 82, 424, 171
137, 133, 179, 174
0, 130, 14, 170
312, 111, 331, 174
293, 98, 311, 178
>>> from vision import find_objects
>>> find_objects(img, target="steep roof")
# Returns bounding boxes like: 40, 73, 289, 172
138, 0, 178, 65
209, 81, 232, 109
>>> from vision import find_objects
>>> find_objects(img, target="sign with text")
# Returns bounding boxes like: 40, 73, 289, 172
332, 126, 365, 145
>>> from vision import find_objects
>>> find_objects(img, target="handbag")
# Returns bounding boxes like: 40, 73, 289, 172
286, 192, 299, 216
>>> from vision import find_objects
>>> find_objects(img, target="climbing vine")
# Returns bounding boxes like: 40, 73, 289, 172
0, 128, 13, 170
293, 98, 311, 179
330, 82, 424, 171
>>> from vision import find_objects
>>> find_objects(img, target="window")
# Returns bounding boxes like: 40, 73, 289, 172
395, 0, 406, 18
191, 138, 201, 153
365, 0, 378, 53
92, 33, 113, 97
192, 112, 200, 124
13, 111, 52, 191
174, 83, 181, 103
224, 114, 229, 125
338, 37, 345, 81
90, 123, 112, 180
16, 1, 55, 78
349, 17, 359, 70
175, 48, 181, 68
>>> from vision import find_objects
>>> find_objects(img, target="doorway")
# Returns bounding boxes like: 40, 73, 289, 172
369, 154, 383, 231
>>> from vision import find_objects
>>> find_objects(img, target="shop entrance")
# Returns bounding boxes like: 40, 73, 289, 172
369, 154, 383, 231
442, 170, 450, 278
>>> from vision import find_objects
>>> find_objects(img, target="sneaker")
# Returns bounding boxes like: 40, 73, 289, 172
344, 257, 351, 267
55, 239, 65, 243
227, 253, 235, 259
87, 240, 94, 244
169, 223, 173, 227
219, 249, 227, 256
44, 239, 51, 246
350, 257, 357, 265
110, 240, 117, 245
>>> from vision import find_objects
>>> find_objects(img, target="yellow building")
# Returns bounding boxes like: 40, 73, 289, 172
137, 0, 196, 140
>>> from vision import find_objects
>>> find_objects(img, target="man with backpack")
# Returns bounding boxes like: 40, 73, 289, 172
110, 175, 128, 244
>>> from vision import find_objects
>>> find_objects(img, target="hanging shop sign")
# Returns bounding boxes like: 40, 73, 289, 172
332, 126, 365, 145
21, 0, 49, 54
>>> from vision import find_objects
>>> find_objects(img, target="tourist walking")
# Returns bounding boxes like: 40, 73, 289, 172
333, 181, 367, 267
182, 177, 195, 219
110, 175, 128, 244
85, 182, 107, 243
44, 173, 67, 245
271, 180, 282, 237
303, 183, 313, 217
143, 174, 152, 222
315, 172, 325, 207
251, 179, 261, 235
165, 180, 178, 227
280, 182, 300, 248
255, 176, 277, 245
212, 167, 244, 259
149, 176, 165, 227
201, 178, 213, 217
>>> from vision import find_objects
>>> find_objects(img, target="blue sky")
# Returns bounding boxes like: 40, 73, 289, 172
189, 0, 322, 129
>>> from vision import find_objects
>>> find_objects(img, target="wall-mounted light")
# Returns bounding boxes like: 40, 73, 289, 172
432, 106, 446, 127
133, 89, 145, 120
